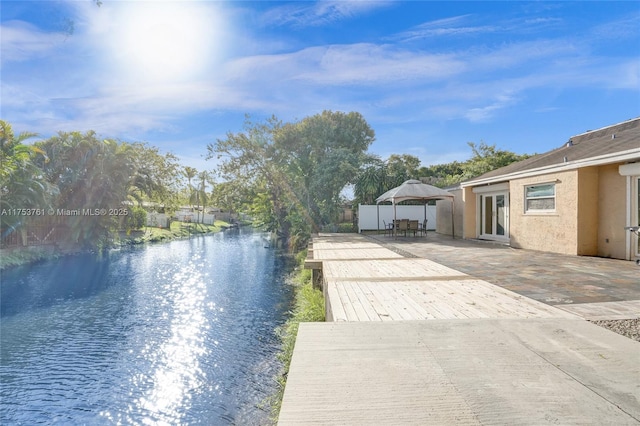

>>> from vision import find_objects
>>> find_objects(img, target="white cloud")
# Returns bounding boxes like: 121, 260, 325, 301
464, 93, 517, 123
225, 43, 465, 87
0, 20, 66, 64
590, 11, 640, 41
260, 1, 393, 28
9, 31, 632, 136
392, 15, 498, 42
3, 1, 639, 144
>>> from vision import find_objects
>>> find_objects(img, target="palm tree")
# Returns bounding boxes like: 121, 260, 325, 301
196, 171, 215, 224
183, 166, 198, 221
0, 121, 55, 233
183, 167, 197, 200
36, 131, 132, 248
354, 162, 388, 205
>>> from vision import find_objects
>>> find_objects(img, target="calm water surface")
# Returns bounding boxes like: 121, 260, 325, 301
0, 231, 294, 425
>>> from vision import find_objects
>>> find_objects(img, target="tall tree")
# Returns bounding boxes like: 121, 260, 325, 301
195, 170, 213, 224
208, 111, 375, 248
353, 156, 388, 205
2, 121, 184, 248
463, 142, 530, 178
124, 142, 181, 209
353, 154, 421, 205
183, 166, 198, 209
0, 121, 57, 233
418, 142, 532, 188
209, 115, 296, 240
36, 131, 131, 247
275, 111, 375, 228
386, 154, 421, 187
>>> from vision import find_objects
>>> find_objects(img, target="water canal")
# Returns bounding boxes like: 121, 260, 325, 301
1, 231, 295, 424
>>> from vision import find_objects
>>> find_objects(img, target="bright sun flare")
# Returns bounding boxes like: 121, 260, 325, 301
115, 3, 217, 82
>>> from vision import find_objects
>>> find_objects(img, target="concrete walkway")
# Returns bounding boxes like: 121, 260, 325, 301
279, 319, 640, 425
279, 233, 640, 425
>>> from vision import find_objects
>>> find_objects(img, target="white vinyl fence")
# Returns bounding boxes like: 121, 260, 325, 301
147, 212, 169, 228
358, 204, 437, 232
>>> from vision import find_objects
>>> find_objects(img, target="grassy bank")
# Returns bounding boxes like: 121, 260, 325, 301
119, 220, 231, 245
0, 245, 63, 269
0, 220, 232, 269
268, 250, 325, 423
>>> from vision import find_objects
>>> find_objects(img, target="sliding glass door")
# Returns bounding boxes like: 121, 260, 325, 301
480, 192, 509, 241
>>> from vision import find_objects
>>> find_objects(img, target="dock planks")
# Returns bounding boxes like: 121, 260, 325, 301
313, 234, 576, 321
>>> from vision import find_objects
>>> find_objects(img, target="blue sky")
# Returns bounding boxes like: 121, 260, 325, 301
2, 1, 639, 173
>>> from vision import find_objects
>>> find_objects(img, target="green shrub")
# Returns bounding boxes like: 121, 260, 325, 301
336, 223, 357, 233
124, 206, 147, 230
267, 253, 324, 422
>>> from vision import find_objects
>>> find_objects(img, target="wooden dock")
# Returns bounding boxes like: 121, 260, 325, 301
310, 233, 576, 321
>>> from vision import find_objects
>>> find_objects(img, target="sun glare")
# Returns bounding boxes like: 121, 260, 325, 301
114, 3, 219, 82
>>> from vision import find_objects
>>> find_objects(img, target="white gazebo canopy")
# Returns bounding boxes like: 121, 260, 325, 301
375, 179, 455, 237
376, 179, 454, 204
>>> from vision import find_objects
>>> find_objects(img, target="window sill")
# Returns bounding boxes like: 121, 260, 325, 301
524, 211, 558, 216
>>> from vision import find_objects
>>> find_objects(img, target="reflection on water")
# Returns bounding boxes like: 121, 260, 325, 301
0, 231, 294, 425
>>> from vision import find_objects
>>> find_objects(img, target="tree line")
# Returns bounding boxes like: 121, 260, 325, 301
1, 121, 183, 248
1, 112, 530, 251
354, 144, 531, 205
208, 112, 376, 249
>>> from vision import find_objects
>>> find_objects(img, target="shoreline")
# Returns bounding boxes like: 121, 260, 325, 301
0, 220, 237, 270
266, 249, 325, 424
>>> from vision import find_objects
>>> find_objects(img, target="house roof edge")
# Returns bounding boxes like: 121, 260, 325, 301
461, 148, 640, 188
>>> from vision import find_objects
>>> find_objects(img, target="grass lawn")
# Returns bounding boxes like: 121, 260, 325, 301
123, 220, 231, 244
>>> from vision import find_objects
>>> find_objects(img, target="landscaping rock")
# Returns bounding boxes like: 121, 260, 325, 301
590, 319, 640, 342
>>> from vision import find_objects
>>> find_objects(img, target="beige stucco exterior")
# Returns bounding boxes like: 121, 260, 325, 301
453, 118, 639, 260
596, 164, 628, 259
508, 170, 578, 254
460, 162, 633, 259
462, 186, 476, 240
436, 188, 463, 237
576, 167, 599, 256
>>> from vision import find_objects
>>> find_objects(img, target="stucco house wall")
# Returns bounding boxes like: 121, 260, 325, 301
464, 163, 632, 258
436, 187, 464, 237
576, 167, 599, 256
462, 186, 476, 239
459, 117, 639, 260
509, 170, 578, 255
597, 164, 628, 259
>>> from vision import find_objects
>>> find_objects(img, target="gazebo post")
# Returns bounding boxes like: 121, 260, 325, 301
393, 200, 396, 239
423, 203, 426, 228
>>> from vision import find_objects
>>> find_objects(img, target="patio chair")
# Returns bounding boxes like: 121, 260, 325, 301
397, 219, 409, 237
419, 219, 428, 237
408, 220, 419, 237
382, 220, 393, 236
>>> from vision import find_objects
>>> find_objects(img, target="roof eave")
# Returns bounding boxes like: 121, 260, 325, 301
461, 148, 640, 188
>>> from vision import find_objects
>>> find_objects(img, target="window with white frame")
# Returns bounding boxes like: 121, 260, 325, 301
525, 183, 555, 212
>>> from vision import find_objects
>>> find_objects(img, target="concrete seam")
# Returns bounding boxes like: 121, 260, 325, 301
363, 234, 419, 258
518, 337, 640, 422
